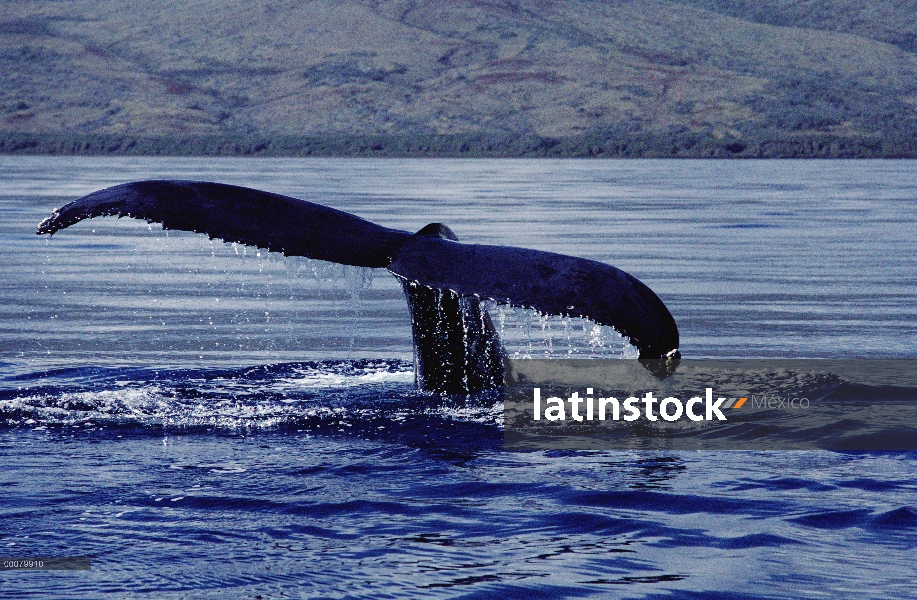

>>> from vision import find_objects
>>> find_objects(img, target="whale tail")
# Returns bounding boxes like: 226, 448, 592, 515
37, 180, 679, 394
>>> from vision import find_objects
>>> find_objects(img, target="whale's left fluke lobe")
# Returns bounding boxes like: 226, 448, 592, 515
37, 180, 412, 268
38, 180, 680, 393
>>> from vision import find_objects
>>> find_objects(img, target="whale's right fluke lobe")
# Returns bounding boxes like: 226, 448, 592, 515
389, 235, 679, 360
37, 180, 412, 268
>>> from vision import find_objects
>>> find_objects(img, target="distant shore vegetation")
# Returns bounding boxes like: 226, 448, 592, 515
2, 130, 914, 159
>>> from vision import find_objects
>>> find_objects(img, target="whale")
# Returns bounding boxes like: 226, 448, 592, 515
37, 180, 680, 394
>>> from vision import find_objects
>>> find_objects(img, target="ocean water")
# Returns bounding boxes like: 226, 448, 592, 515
1, 157, 916, 598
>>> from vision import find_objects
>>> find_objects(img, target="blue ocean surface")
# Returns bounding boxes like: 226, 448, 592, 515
1, 157, 916, 598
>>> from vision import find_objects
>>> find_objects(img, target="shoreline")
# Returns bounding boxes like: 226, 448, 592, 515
2, 131, 914, 159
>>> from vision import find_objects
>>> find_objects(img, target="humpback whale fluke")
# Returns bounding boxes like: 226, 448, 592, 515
38, 180, 680, 394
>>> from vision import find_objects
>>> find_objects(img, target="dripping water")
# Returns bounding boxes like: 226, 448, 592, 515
484, 301, 638, 360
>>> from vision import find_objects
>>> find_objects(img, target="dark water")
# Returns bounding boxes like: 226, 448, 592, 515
1, 157, 916, 598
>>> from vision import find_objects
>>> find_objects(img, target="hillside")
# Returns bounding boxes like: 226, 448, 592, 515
2, 0, 916, 157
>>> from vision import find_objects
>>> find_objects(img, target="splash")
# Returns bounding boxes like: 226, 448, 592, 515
0, 360, 502, 431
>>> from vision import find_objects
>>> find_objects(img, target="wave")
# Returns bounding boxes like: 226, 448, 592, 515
0, 361, 503, 437
5, 359, 916, 454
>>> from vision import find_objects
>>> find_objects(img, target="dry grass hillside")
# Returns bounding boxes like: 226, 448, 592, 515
2, 0, 916, 156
